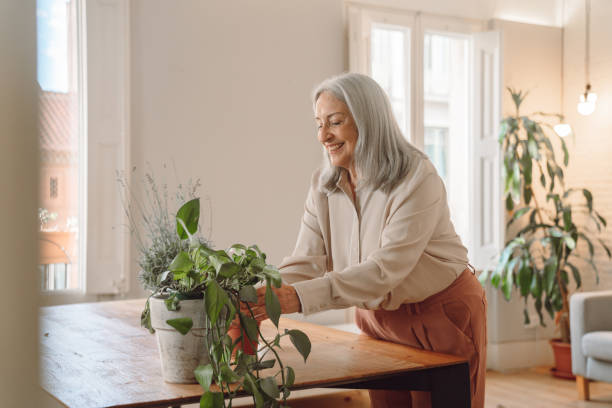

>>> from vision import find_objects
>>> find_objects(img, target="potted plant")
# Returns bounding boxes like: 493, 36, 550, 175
480, 89, 611, 378
152, 197, 312, 407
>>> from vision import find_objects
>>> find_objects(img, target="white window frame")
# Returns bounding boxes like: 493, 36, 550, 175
41, 0, 130, 302
347, 3, 502, 271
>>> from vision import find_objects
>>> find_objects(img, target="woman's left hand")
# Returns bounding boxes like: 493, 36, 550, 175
240, 284, 302, 323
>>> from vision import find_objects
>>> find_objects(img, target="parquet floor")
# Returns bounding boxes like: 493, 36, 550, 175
485, 367, 612, 408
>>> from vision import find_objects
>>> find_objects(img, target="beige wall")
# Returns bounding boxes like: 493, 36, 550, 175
0, 0, 40, 405
563, 0, 612, 290
128, 0, 345, 299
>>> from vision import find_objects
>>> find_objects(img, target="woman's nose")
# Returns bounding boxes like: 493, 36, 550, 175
318, 125, 331, 143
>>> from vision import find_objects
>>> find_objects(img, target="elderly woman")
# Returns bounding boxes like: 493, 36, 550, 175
248, 73, 487, 408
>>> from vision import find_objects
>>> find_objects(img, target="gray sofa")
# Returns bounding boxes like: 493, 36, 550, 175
570, 290, 612, 400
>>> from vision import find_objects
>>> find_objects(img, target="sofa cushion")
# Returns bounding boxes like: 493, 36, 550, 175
582, 331, 612, 361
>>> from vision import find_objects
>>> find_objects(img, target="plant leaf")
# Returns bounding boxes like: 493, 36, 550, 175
239, 285, 258, 303
200, 391, 224, 408
288, 329, 311, 362
220, 364, 240, 383
194, 364, 214, 392
243, 373, 264, 408
566, 262, 581, 289
166, 317, 193, 335
218, 261, 241, 279
239, 313, 259, 342
260, 376, 280, 399
164, 294, 181, 311
560, 136, 569, 166
169, 251, 194, 275
285, 366, 295, 387
176, 198, 200, 240
582, 189, 593, 212
205, 280, 228, 326
265, 282, 281, 328
518, 262, 532, 297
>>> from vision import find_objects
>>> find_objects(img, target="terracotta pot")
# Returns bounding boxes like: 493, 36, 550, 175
228, 321, 261, 355
549, 338, 575, 379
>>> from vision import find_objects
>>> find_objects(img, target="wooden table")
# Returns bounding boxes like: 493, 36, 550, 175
40, 299, 470, 407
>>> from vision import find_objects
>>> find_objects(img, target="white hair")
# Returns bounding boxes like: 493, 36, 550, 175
312, 72, 423, 194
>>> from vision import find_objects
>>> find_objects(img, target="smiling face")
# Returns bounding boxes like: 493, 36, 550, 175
315, 91, 359, 175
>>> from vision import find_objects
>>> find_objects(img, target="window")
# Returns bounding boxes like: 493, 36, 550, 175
37, 0, 81, 291
37, 0, 131, 297
349, 6, 502, 270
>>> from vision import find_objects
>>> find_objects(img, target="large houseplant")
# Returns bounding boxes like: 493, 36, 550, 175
480, 89, 610, 375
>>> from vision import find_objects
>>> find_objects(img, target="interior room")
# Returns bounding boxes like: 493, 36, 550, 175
2, 0, 612, 407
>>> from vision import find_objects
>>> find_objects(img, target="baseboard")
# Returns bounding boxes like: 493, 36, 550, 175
487, 339, 554, 372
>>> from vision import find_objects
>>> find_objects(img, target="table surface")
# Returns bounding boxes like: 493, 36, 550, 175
40, 299, 467, 407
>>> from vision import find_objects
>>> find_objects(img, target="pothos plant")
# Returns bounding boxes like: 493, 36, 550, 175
480, 88, 610, 343
144, 198, 312, 408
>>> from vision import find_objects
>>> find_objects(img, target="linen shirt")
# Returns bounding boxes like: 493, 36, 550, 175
279, 155, 470, 316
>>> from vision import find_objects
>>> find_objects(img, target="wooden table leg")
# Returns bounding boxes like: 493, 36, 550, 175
576, 375, 590, 400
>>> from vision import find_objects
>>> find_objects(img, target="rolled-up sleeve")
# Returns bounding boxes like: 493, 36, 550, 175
293, 173, 443, 315
279, 183, 328, 285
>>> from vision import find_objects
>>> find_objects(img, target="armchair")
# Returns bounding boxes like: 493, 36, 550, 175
570, 290, 612, 400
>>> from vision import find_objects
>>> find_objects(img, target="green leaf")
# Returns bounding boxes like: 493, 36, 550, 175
265, 282, 282, 328
543, 261, 557, 296
597, 238, 611, 259
176, 198, 200, 240
530, 270, 542, 298
501, 264, 513, 301
260, 376, 280, 399
239, 313, 259, 342
166, 317, 193, 335
518, 262, 532, 297
595, 211, 607, 227
566, 262, 581, 289
141, 298, 154, 334
505, 195, 514, 211
285, 366, 295, 387
507, 207, 531, 228
253, 359, 276, 370
560, 136, 569, 166
562, 207, 572, 231
170, 251, 194, 275
205, 280, 229, 325
200, 391, 224, 408
579, 233, 595, 258
218, 261, 241, 279
563, 235, 576, 251
288, 329, 311, 362
220, 364, 240, 383
239, 285, 258, 303
524, 185, 532, 205
164, 294, 181, 311
243, 373, 264, 408
263, 265, 282, 288
582, 189, 593, 212
194, 364, 214, 392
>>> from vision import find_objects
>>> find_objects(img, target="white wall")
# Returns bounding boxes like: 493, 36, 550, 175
128, 0, 345, 300
0, 0, 40, 406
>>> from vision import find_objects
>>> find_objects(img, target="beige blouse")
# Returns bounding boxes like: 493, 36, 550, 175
279, 155, 470, 316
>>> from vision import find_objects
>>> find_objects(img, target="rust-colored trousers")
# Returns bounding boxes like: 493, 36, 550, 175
355, 269, 487, 408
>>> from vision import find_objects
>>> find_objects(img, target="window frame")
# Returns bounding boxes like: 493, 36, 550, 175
347, 3, 501, 271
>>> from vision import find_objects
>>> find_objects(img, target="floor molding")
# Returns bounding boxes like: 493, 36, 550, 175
487, 339, 554, 372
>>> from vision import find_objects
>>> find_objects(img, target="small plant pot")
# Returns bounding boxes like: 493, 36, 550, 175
549, 338, 575, 380
228, 321, 261, 355
149, 297, 212, 383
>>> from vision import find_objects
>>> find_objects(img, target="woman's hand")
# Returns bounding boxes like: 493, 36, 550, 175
240, 284, 302, 323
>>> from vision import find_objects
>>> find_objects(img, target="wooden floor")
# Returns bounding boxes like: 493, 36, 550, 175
486, 367, 612, 408
185, 367, 612, 407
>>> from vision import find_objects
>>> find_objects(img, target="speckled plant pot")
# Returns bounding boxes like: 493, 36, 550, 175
149, 297, 213, 384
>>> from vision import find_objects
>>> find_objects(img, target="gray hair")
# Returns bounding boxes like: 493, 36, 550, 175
312, 73, 423, 194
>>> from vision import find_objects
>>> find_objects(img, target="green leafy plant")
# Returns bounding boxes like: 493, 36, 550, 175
150, 198, 312, 408
480, 88, 610, 343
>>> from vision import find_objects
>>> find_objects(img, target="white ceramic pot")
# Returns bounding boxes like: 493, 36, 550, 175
149, 297, 212, 383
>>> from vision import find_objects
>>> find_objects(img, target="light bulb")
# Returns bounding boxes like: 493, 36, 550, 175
577, 91, 597, 116
554, 123, 572, 138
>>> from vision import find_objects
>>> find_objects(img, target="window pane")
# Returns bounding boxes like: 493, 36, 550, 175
423, 33, 470, 245
370, 25, 410, 140
37, 0, 81, 291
